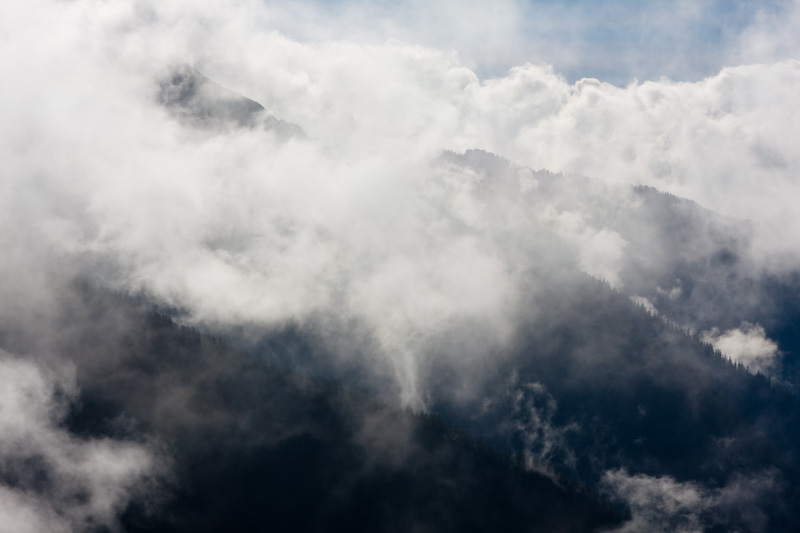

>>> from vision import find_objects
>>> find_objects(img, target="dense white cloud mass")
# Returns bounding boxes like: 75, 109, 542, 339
1, 0, 798, 404
0, 354, 163, 533
257, 0, 530, 78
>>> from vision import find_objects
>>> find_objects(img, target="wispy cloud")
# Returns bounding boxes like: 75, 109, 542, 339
602, 468, 780, 533
0, 353, 164, 533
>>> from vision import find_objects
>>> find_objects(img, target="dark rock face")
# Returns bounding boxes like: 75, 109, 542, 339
157, 65, 305, 141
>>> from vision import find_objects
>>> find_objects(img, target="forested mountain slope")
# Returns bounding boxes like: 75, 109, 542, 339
0, 283, 621, 533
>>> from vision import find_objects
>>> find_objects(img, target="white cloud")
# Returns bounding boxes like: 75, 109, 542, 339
545, 209, 628, 287
657, 281, 683, 301
631, 296, 659, 316
735, 0, 800, 66
0, 354, 163, 533
256, 0, 799, 84
701, 322, 780, 374
481, 372, 580, 479
1, 0, 799, 406
601, 468, 779, 533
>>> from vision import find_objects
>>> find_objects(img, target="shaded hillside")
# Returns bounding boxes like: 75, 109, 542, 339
440, 271, 800, 532
0, 283, 621, 533
622, 187, 800, 387
443, 149, 800, 388
231, 260, 800, 531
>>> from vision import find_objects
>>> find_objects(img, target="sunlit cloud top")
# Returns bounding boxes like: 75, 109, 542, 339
260, 0, 799, 84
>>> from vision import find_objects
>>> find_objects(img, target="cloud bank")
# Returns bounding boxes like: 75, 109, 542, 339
2, 0, 799, 402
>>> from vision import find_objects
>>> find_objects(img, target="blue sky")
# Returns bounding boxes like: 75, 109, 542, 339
261, 0, 791, 84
